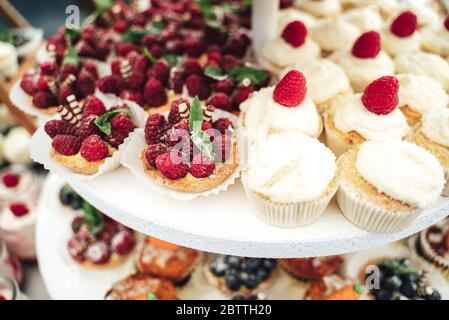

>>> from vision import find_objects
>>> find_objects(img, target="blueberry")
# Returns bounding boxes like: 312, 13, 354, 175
384, 275, 402, 291
231, 294, 246, 300
256, 269, 269, 282
210, 258, 228, 277
248, 294, 258, 300
400, 281, 418, 298
226, 256, 241, 270
378, 263, 394, 277
397, 258, 411, 267
425, 290, 441, 301
401, 273, 418, 284
70, 197, 84, 210
373, 289, 392, 300
59, 187, 74, 205
262, 259, 277, 271
225, 273, 241, 291
246, 258, 261, 272
240, 261, 249, 272
243, 274, 257, 289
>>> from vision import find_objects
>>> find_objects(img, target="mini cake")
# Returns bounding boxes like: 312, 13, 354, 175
241, 70, 322, 140
421, 16, 449, 58
341, 5, 382, 32
281, 60, 352, 113
204, 255, 277, 297
277, 8, 317, 33
381, 11, 421, 57
293, 0, 341, 18
305, 275, 364, 300
137, 237, 199, 286
141, 97, 238, 193
329, 31, 395, 92
67, 204, 136, 268
324, 76, 409, 157
341, 0, 399, 18
261, 20, 321, 74
409, 109, 449, 196
397, 74, 449, 125
0, 165, 38, 201
279, 256, 343, 281
44, 96, 136, 175
242, 131, 337, 228
395, 51, 449, 91
337, 140, 445, 233
105, 273, 178, 300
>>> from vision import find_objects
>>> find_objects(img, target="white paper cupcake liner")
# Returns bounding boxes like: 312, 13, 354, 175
337, 182, 421, 234
442, 169, 449, 197
323, 115, 351, 158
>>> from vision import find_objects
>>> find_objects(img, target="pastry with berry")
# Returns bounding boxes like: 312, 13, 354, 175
67, 202, 136, 269
323, 76, 409, 157
305, 275, 364, 300
43, 95, 136, 175
204, 255, 277, 298
141, 96, 238, 194
137, 237, 199, 286
279, 256, 343, 281
294, 0, 341, 18
105, 273, 177, 300
381, 11, 421, 57
0, 165, 38, 202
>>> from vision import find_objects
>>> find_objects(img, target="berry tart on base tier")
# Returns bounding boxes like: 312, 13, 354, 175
67, 203, 136, 269
137, 237, 199, 286
141, 97, 238, 193
279, 256, 343, 282
44, 95, 136, 175
204, 255, 277, 298
304, 275, 364, 300
105, 273, 178, 300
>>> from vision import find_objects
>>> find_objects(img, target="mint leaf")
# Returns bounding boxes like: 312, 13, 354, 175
189, 97, 203, 133
353, 284, 363, 294
383, 260, 419, 276
94, 108, 133, 136
122, 28, 146, 43
82, 202, 104, 236
143, 47, 157, 64
146, 20, 166, 36
204, 66, 227, 81
62, 47, 80, 68
191, 130, 215, 160
65, 27, 81, 41
0, 29, 14, 44
162, 54, 179, 67
198, 0, 218, 20
147, 293, 158, 300
93, 0, 114, 12
243, 0, 252, 9
229, 66, 268, 88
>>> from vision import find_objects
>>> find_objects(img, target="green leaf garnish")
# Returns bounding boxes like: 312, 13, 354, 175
189, 97, 203, 133
188, 97, 215, 160
147, 293, 158, 300
65, 27, 81, 41
383, 260, 419, 276
229, 66, 268, 88
122, 28, 146, 43
204, 66, 227, 81
94, 108, 133, 136
82, 202, 104, 236
198, 0, 218, 20
62, 47, 80, 68
353, 284, 363, 295
243, 0, 252, 9
83, 0, 114, 25
143, 47, 157, 64
0, 29, 14, 45
162, 54, 179, 67
146, 20, 166, 36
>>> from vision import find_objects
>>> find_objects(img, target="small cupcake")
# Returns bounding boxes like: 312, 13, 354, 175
242, 131, 337, 228
397, 74, 449, 125
241, 70, 322, 140
342, 5, 383, 32
261, 20, 321, 74
293, 0, 341, 18
341, 0, 399, 19
324, 76, 409, 157
381, 11, 421, 57
409, 109, 449, 196
305, 275, 364, 300
0, 165, 38, 202
395, 2, 440, 27
277, 8, 317, 33
137, 237, 199, 286
280, 256, 343, 281
337, 140, 445, 234
281, 59, 352, 113
330, 31, 395, 92
395, 51, 449, 91
421, 16, 449, 58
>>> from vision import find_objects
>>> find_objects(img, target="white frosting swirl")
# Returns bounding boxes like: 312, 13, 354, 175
310, 17, 360, 52
421, 25, 449, 57
3, 127, 31, 165
395, 2, 440, 27
245, 131, 336, 203
341, 0, 399, 16
278, 8, 317, 34
356, 140, 444, 208
262, 37, 321, 68
381, 28, 421, 57
332, 94, 410, 140
395, 52, 449, 91
330, 50, 395, 92
342, 5, 382, 32
422, 109, 449, 148
0, 202, 36, 232
397, 74, 449, 114
281, 59, 351, 105
294, 0, 341, 17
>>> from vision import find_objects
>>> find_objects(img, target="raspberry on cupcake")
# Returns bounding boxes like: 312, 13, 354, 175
381, 11, 421, 57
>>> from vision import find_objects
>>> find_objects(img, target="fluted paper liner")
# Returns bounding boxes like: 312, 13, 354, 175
324, 116, 352, 158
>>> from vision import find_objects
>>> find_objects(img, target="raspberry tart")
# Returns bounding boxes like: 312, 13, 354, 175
304, 275, 364, 300
279, 256, 343, 281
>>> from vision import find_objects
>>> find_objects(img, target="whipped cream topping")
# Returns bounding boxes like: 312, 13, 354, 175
330, 50, 395, 92
294, 0, 341, 17
310, 17, 360, 52
342, 5, 382, 32
277, 8, 317, 34
421, 25, 449, 57
397, 74, 449, 114
262, 37, 321, 68
281, 59, 351, 105
422, 109, 449, 148
245, 131, 336, 203
331, 94, 410, 141
341, 0, 399, 15
241, 87, 322, 139
3, 127, 31, 165
396, 2, 439, 27
0, 203, 36, 233
395, 52, 449, 91
356, 140, 444, 208
0, 169, 34, 200
381, 27, 421, 56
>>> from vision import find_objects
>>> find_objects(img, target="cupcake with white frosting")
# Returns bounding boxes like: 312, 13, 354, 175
241, 70, 322, 140
281, 59, 352, 113
341, 0, 399, 19
294, 0, 341, 18
324, 76, 409, 157
342, 5, 383, 32
382, 11, 421, 57
330, 31, 395, 92
242, 131, 337, 228
409, 109, 449, 196
337, 140, 444, 233
277, 8, 317, 34
261, 20, 321, 74
395, 2, 440, 27
397, 74, 449, 125
395, 51, 449, 91
421, 17, 449, 58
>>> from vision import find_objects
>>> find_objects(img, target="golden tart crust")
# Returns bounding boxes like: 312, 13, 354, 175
28, 95, 59, 115
400, 106, 422, 126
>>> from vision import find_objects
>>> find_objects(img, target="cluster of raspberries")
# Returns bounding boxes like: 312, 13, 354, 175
143, 98, 234, 180
20, 60, 98, 109
44, 96, 135, 162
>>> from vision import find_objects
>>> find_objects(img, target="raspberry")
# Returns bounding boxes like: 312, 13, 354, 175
213, 134, 232, 163
37, 75, 50, 91
390, 11, 418, 38
111, 59, 121, 75
127, 71, 145, 90
60, 64, 78, 79
120, 90, 144, 105
352, 31, 381, 59
106, 129, 130, 148
361, 76, 399, 115
116, 41, 137, 57
111, 230, 135, 255
80, 135, 109, 162
215, 79, 234, 95
190, 154, 215, 178
155, 152, 188, 180
113, 20, 128, 33
186, 75, 211, 100
111, 112, 134, 133
182, 59, 203, 77
144, 143, 168, 168
282, 21, 307, 48
280, 0, 293, 9
445, 16, 449, 32
77, 69, 96, 97
273, 70, 307, 107
220, 54, 240, 73
213, 118, 234, 135
147, 61, 170, 85
207, 93, 231, 111
78, 42, 95, 58
85, 241, 110, 265
58, 86, 76, 105
82, 62, 98, 79
184, 37, 205, 57
20, 74, 38, 95
79, 115, 101, 141
97, 75, 124, 94
44, 120, 78, 138
168, 98, 190, 124
224, 33, 250, 58
169, 69, 185, 93
52, 135, 81, 156
33, 91, 57, 108
144, 78, 168, 107
9, 202, 29, 217
147, 44, 165, 59
232, 86, 253, 109
83, 96, 106, 118
2, 172, 19, 188
143, 34, 158, 48
166, 39, 184, 54
40, 61, 57, 76
145, 113, 167, 144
